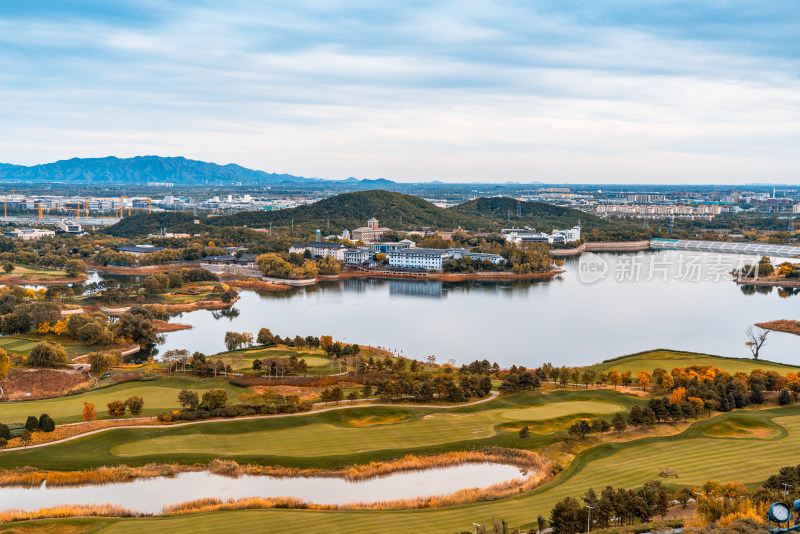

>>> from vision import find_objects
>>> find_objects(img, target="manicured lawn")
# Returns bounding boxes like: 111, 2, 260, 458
0, 389, 640, 470
588, 349, 800, 375
0, 336, 92, 358
0, 377, 248, 424
11, 405, 800, 534
4, 264, 69, 277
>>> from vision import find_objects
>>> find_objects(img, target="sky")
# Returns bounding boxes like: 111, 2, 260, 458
1, 1, 799, 184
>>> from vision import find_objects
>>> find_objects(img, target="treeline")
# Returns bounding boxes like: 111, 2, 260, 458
157, 387, 311, 423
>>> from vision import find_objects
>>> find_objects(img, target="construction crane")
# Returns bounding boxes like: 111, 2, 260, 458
35, 202, 81, 221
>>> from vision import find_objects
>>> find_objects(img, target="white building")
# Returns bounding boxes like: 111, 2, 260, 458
501, 226, 580, 245
793, 204, 800, 214
387, 248, 452, 270
55, 219, 82, 234
289, 242, 347, 261
448, 248, 506, 264
4, 228, 56, 240
343, 248, 372, 264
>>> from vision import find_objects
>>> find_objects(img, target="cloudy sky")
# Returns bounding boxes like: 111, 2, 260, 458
1, 1, 799, 183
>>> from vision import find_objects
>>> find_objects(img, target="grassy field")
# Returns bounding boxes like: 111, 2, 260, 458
0, 336, 92, 358
4, 264, 69, 277
223, 347, 333, 373
0, 377, 248, 424
6, 404, 800, 534
0, 389, 639, 470
588, 349, 800, 375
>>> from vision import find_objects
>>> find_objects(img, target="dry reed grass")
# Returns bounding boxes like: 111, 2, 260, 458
0, 503, 134, 523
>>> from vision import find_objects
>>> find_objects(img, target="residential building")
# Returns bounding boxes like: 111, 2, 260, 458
387, 248, 452, 270
351, 217, 391, 243
447, 248, 506, 264
501, 226, 580, 244
289, 242, 347, 261
55, 219, 82, 234
343, 248, 373, 264
3, 228, 56, 240
371, 240, 415, 253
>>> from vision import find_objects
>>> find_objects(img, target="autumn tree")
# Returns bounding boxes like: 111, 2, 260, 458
608, 370, 621, 389
0, 347, 9, 379
107, 400, 127, 422
637, 370, 651, 391
83, 402, 96, 425
125, 395, 144, 420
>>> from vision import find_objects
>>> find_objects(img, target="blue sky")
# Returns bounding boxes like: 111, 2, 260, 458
1, 1, 799, 183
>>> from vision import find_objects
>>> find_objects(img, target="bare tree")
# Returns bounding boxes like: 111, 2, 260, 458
745, 326, 770, 360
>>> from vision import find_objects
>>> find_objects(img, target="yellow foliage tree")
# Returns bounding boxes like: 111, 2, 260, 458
662, 374, 674, 389
608, 370, 621, 388
83, 402, 96, 425
37, 322, 51, 335
52, 319, 68, 336
671, 387, 687, 404
637, 370, 651, 390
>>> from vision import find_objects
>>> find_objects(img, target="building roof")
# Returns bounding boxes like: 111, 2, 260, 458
388, 248, 452, 256
118, 245, 167, 253
292, 242, 346, 249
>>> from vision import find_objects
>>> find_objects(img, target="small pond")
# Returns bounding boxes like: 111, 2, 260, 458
0, 463, 525, 514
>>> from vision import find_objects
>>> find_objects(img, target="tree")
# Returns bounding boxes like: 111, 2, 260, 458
347, 391, 359, 402
657, 467, 679, 488
0, 347, 9, 379
676, 487, 693, 509
637, 370, 651, 391
25, 415, 39, 432
550, 496, 584, 534
64, 259, 87, 277
114, 312, 157, 345
20, 430, 32, 448
2, 262, 14, 274
779, 388, 792, 405
107, 399, 127, 422
27, 342, 68, 368
608, 370, 621, 389
83, 402, 96, 425
612, 412, 627, 435
200, 388, 228, 410
39, 413, 56, 432
519, 425, 530, 439
361, 382, 373, 398
745, 326, 769, 360
125, 395, 144, 420
257, 328, 275, 346
178, 389, 200, 410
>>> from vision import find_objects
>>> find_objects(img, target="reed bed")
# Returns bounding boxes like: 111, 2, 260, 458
0, 503, 135, 523
0, 463, 191, 488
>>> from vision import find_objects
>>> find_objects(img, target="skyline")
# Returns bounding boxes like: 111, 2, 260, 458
2, 1, 800, 184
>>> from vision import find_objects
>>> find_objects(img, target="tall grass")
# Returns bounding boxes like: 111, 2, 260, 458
0, 503, 134, 523
0, 463, 184, 488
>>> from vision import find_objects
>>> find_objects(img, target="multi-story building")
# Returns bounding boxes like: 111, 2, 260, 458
343, 248, 373, 264
351, 218, 391, 243
4, 228, 56, 240
288, 242, 347, 261
447, 248, 506, 264
371, 240, 415, 254
501, 226, 580, 244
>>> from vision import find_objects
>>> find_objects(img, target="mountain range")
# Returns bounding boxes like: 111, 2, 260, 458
0, 156, 394, 186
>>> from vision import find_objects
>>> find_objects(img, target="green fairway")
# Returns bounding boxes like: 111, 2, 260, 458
221, 346, 334, 372
0, 377, 248, 424
11, 404, 800, 534
499, 400, 622, 421
589, 349, 800, 375
0, 389, 640, 470
0, 335, 92, 358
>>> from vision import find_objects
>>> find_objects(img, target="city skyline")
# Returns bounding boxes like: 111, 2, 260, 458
2, 1, 799, 184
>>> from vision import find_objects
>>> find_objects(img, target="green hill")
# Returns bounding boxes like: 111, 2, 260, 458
209, 190, 486, 232
103, 212, 209, 238
450, 197, 608, 232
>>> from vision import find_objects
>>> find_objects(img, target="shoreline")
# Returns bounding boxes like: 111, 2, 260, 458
326, 268, 564, 282
734, 276, 800, 288
85, 260, 199, 275
0, 273, 88, 286
550, 240, 652, 257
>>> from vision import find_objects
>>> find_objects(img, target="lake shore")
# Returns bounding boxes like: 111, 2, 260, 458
325, 268, 565, 282
0, 273, 88, 286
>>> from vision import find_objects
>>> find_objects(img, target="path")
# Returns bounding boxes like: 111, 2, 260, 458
1, 391, 500, 452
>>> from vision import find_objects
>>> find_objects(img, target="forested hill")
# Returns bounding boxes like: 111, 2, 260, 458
210, 191, 481, 231
105, 190, 627, 237
450, 197, 609, 232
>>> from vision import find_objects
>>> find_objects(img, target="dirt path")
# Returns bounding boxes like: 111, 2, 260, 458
2, 391, 500, 452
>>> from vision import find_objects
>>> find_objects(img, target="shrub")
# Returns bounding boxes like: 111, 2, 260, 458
38, 414, 56, 433
0, 424, 10, 440
779, 389, 792, 405
25, 416, 39, 432
200, 388, 228, 410
27, 342, 68, 368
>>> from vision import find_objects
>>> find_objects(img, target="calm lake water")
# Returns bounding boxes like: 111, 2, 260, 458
153, 250, 800, 367
0, 463, 525, 513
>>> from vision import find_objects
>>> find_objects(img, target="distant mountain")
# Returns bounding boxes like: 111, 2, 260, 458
451, 197, 609, 231
0, 156, 397, 186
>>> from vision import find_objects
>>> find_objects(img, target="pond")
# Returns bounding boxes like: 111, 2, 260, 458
152, 250, 800, 367
0, 463, 525, 514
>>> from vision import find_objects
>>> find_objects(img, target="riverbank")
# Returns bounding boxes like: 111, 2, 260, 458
224, 278, 293, 291
331, 268, 565, 282
153, 319, 192, 333
756, 319, 800, 337
550, 240, 651, 257
0, 273, 88, 286
734, 276, 800, 288
85, 260, 199, 275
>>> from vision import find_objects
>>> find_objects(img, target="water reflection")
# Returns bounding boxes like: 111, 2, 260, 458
0, 463, 525, 514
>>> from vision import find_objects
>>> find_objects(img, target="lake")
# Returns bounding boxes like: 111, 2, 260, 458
152, 250, 800, 367
0, 463, 525, 513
